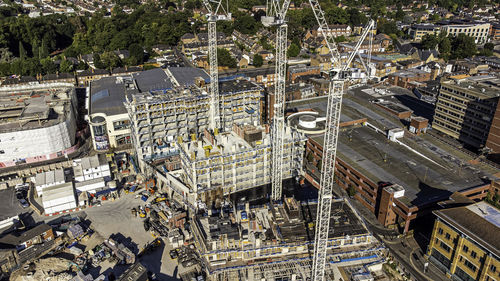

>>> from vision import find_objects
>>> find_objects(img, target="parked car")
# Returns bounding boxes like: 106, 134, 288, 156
19, 199, 30, 208
169, 249, 178, 259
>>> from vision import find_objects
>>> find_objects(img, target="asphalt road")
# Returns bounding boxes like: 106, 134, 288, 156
335, 184, 448, 281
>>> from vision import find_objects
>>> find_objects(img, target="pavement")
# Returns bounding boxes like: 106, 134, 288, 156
82, 192, 195, 280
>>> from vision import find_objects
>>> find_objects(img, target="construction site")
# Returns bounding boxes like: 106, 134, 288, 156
173, 123, 306, 205
191, 197, 385, 280
125, 76, 263, 172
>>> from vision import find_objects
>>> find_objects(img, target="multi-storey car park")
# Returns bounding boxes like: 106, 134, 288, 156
291, 92, 498, 234
156, 123, 306, 208
191, 197, 385, 280
0, 83, 77, 167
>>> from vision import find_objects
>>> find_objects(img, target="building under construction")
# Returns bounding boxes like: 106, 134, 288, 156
0, 83, 77, 167
155, 123, 306, 208
191, 197, 385, 281
125, 73, 263, 171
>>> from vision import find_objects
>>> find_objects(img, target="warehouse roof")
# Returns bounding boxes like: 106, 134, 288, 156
434, 201, 500, 258
34, 169, 65, 187
42, 182, 76, 203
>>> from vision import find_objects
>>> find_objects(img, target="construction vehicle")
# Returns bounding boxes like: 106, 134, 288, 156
154, 196, 167, 203
138, 206, 147, 218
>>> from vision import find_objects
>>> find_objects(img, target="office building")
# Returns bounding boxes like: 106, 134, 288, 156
433, 76, 500, 150
296, 95, 496, 233
409, 24, 440, 41
427, 201, 500, 281
409, 21, 491, 44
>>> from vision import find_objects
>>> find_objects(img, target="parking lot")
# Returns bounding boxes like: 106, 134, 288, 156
0, 188, 32, 221
82, 192, 189, 280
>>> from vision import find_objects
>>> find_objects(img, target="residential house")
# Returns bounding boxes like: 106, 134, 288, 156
287, 64, 320, 82
386, 69, 431, 89
0, 224, 54, 251
308, 24, 352, 39
76, 69, 109, 86
40, 73, 76, 85
180, 33, 196, 45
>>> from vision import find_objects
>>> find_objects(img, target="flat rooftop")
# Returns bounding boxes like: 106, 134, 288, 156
435, 201, 500, 257
91, 67, 210, 117
90, 76, 137, 116
443, 77, 500, 98
219, 79, 263, 95
166, 66, 209, 87
316, 125, 490, 207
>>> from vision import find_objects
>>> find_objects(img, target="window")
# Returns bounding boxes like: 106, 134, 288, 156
471, 251, 477, 259
445, 233, 451, 240
464, 259, 477, 272
490, 265, 496, 273
438, 228, 443, 235
440, 241, 451, 253
463, 245, 469, 253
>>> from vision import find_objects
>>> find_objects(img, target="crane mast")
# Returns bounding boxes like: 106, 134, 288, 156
263, 1, 374, 278
202, 0, 230, 130
263, 0, 292, 201
309, 12, 375, 280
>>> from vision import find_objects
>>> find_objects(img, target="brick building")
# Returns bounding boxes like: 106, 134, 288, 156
386, 69, 431, 89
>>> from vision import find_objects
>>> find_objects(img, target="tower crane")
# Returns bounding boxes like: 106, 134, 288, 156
202, 0, 230, 130
262, 0, 292, 201
308, 14, 375, 281
263, 1, 375, 279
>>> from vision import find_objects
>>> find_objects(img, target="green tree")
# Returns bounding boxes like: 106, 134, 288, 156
450, 34, 477, 59
128, 43, 144, 65
19, 41, 26, 60
234, 13, 259, 35
101, 51, 122, 69
438, 37, 451, 60
39, 38, 49, 59
59, 59, 74, 73
288, 43, 300, 58
347, 8, 367, 26
253, 54, 263, 67
421, 34, 439, 49
93, 53, 105, 69
41, 58, 57, 74
216, 48, 236, 68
